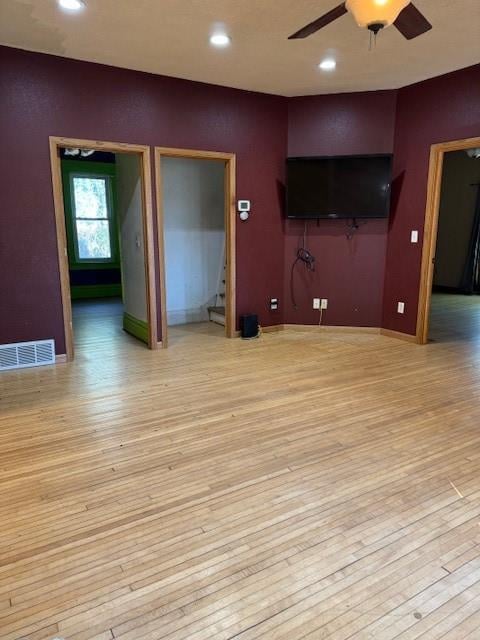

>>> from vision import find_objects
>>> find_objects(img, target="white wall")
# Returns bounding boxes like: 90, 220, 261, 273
115, 154, 147, 322
162, 157, 225, 325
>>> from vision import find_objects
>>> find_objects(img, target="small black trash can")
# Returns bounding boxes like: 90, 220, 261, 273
240, 314, 259, 339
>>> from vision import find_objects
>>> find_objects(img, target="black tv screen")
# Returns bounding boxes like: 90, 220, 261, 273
286, 154, 392, 219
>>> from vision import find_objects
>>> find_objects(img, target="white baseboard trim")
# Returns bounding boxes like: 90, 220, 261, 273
167, 307, 209, 326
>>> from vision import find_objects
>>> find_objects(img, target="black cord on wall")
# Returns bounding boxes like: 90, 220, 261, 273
290, 221, 315, 309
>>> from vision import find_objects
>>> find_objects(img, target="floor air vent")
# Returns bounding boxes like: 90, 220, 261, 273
0, 339, 55, 371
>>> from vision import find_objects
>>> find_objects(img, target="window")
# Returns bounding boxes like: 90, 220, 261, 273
70, 175, 116, 262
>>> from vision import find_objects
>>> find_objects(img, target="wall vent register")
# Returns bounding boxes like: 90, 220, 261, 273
0, 340, 56, 372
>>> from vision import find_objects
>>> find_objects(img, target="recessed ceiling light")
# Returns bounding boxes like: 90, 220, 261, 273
318, 58, 336, 71
210, 34, 231, 47
58, 0, 85, 11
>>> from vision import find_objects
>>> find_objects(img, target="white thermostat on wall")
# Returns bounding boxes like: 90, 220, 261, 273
238, 200, 251, 212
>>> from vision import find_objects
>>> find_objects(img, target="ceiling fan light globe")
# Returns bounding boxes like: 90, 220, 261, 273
345, 0, 410, 28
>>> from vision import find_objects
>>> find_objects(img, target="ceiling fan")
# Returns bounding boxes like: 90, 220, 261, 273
289, 0, 432, 40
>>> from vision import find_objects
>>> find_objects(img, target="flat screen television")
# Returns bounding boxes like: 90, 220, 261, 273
286, 154, 393, 219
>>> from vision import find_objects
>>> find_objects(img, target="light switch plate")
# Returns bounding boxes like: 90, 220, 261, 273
397, 302, 405, 314
411, 230, 419, 244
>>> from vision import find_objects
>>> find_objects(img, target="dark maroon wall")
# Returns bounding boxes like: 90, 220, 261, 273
0, 47, 287, 353
2, 46, 479, 349
285, 91, 397, 326
383, 64, 480, 334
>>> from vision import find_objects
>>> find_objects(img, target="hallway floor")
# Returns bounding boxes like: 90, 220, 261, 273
72, 298, 224, 353
72, 298, 127, 350
429, 292, 480, 344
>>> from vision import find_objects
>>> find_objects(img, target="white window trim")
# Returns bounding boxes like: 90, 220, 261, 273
69, 172, 117, 264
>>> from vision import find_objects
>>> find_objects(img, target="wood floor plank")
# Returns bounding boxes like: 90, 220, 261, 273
1, 295, 480, 639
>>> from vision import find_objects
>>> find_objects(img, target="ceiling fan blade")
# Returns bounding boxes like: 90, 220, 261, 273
394, 2, 432, 40
288, 3, 347, 39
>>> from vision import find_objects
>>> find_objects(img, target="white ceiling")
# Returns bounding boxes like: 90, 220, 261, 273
1, 0, 479, 96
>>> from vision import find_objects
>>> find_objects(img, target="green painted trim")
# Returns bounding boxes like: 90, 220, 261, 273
71, 284, 122, 300
123, 312, 149, 344
61, 159, 120, 271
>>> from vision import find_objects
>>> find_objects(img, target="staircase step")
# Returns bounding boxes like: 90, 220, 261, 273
208, 306, 225, 315
208, 306, 225, 326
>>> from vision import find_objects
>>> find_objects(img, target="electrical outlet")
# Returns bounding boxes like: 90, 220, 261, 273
313, 298, 321, 310
270, 298, 278, 310
397, 302, 405, 314
321, 299, 328, 310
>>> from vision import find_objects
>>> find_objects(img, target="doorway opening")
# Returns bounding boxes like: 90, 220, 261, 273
155, 148, 236, 347
417, 137, 480, 343
50, 137, 157, 361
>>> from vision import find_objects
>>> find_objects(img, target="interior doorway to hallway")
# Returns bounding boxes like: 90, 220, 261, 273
50, 137, 157, 361
417, 136, 480, 344
155, 147, 236, 348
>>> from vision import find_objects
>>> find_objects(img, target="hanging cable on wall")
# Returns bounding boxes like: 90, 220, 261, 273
290, 221, 316, 309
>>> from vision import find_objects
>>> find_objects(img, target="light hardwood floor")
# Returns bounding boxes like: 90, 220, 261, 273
429, 292, 480, 344
1, 297, 480, 639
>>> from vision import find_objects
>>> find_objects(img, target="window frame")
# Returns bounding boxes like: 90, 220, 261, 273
69, 172, 117, 264
61, 160, 120, 271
